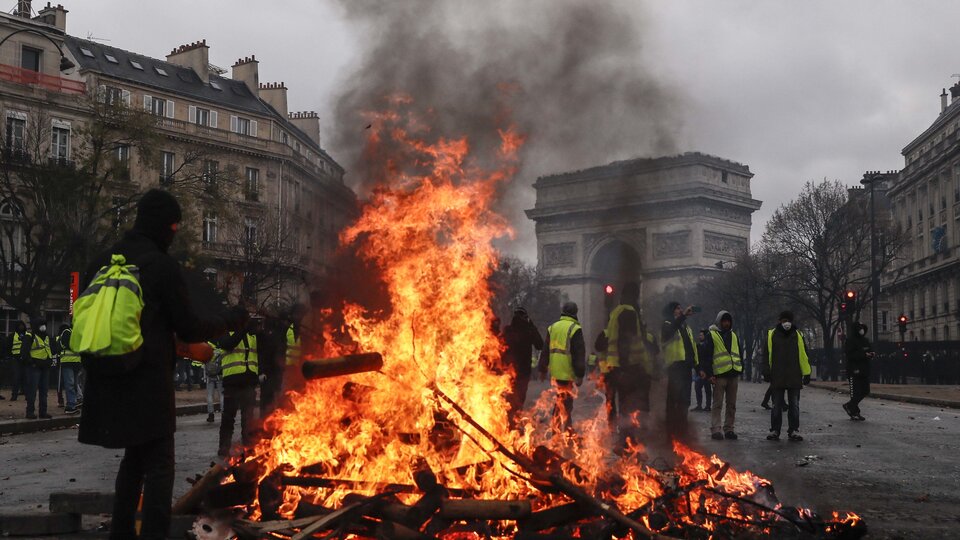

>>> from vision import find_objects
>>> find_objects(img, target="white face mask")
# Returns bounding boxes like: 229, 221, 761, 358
859, 329, 866, 336
39, 325, 46, 333
781, 322, 792, 331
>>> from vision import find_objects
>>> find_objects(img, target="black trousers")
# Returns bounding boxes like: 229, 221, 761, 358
506, 373, 531, 427
111, 434, 175, 540
694, 375, 711, 408
665, 363, 692, 436
219, 384, 257, 455
845, 376, 870, 415
24, 365, 49, 416
552, 380, 575, 432
770, 387, 801, 434
259, 374, 282, 416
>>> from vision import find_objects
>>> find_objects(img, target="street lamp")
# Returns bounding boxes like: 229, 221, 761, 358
860, 172, 884, 344
0, 28, 76, 72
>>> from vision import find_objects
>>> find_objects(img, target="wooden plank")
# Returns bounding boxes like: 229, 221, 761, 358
518, 502, 593, 531
439, 499, 532, 520
290, 502, 363, 540
0, 513, 81, 536
171, 463, 225, 515
49, 491, 114, 514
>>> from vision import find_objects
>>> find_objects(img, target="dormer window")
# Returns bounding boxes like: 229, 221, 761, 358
154, 66, 168, 76
80, 47, 94, 58
104, 53, 118, 64
130, 60, 143, 70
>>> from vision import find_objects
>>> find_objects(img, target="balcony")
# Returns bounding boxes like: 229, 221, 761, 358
0, 64, 85, 95
2, 147, 31, 164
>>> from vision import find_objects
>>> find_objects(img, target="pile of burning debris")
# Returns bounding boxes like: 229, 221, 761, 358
180, 371, 865, 540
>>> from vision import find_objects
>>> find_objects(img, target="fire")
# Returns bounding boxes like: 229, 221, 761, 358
239, 98, 864, 539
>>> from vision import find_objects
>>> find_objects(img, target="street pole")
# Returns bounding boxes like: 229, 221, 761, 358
865, 174, 880, 344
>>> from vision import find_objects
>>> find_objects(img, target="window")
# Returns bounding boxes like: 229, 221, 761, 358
881, 311, 888, 333
280, 131, 288, 144
5, 116, 26, 154
104, 53, 118, 64
21, 46, 41, 72
244, 167, 259, 201
51, 126, 70, 161
154, 66, 168, 76
113, 145, 130, 180
202, 160, 218, 190
0, 199, 24, 262
243, 218, 258, 250
160, 151, 175, 184
188, 106, 217, 128
202, 212, 218, 243
144, 96, 175, 119
80, 47, 95, 58
230, 115, 257, 137
151, 97, 165, 117
98, 85, 130, 106
129, 59, 143, 70
721, 171, 728, 184
209, 81, 221, 91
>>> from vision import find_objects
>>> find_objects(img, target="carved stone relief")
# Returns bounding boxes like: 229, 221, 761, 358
703, 231, 748, 257
543, 242, 576, 268
653, 231, 691, 259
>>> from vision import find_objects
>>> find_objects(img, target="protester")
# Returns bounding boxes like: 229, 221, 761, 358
57, 324, 83, 414
537, 302, 585, 434
7, 321, 28, 400
78, 189, 245, 540
205, 342, 224, 423
21, 319, 53, 419
701, 310, 743, 440
217, 317, 262, 457
843, 322, 874, 421
762, 311, 810, 441
501, 306, 543, 422
661, 302, 698, 438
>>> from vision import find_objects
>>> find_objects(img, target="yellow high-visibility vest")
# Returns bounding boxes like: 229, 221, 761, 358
546, 315, 581, 381
710, 330, 742, 375
285, 325, 301, 366
29, 334, 52, 361
221, 333, 258, 378
58, 330, 81, 363
766, 328, 811, 376
663, 323, 698, 366
604, 304, 652, 371
11, 332, 28, 356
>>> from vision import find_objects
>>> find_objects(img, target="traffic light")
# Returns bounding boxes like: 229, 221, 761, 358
898, 314, 908, 336
839, 290, 857, 320
604, 284, 615, 296
603, 284, 616, 311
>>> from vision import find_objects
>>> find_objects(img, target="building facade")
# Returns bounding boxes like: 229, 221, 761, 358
883, 83, 960, 343
525, 152, 761, 338
0, 2, 355, 334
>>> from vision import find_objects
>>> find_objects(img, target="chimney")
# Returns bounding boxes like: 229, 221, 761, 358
259, 82, 288, 116
231, 56, 259, 96
167, 40, 210, 84
942, 88, 949, 113
951, 82, 960, 104
16, 0, 31, 17
288, 111, 321, 147
35, 3, 67, 30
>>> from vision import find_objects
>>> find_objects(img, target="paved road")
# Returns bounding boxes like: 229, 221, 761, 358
1, 381, 958, 539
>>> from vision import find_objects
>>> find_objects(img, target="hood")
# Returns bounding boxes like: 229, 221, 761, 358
132, 189, 182, 252
715, 310, 732, 326
708, 324, 719, 332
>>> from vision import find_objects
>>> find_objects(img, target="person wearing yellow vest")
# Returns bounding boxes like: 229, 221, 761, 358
216, 317, 261, 458
6, 321, 29, 401
536, 302, 585, 434
57, 324, 83, 414
502, 307, 544, 424
692, 329, 712, 412
601, 282, 659, 445
699, 310, 743, 440
205, 341, 225, 423
761, 311, 811, 442
21, 320, 53, 419
661, 302, 699, 439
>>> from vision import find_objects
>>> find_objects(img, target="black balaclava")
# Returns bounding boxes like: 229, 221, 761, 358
663, 301, 681, 320
133, 189, 182, 252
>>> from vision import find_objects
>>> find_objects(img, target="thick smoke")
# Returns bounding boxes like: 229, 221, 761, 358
330, 0, 685, 259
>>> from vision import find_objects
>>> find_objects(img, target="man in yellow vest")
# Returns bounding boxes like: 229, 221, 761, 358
6, 321, 29, 400
216, 317, 261, 458
21, 320, 53, 419
602, 282, 658, 443
661, 302, 699, 438
537, 302, 585, 434
699, 310, 743, 440
57, 324, 83, 414
761, 311, 810, 441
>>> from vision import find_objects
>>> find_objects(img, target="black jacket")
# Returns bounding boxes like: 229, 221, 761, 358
844, 325, 873, 377
502, 316, 544, 380
78, 230, 239, 448
762, 324, 807, 389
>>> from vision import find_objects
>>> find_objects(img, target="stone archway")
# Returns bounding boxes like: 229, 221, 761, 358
583, 238, 642, 339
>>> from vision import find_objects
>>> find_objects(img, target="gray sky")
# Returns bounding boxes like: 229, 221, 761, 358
66, 1, 956, 259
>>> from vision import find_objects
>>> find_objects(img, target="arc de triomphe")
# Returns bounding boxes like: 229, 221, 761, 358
525, 152, 762, 338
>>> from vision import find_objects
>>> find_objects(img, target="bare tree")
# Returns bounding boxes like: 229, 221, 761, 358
761, 180, 904, 379
490, 256, 561, 331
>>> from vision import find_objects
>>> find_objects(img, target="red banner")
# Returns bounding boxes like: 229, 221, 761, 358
69, 271, 80, 316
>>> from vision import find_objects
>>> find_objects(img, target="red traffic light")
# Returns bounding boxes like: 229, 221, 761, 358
604, 284, 615, 295
898, 315, 908, 324
845, 290, 856, 299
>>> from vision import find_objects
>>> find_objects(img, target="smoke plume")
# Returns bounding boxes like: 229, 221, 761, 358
330, 0, 686, 258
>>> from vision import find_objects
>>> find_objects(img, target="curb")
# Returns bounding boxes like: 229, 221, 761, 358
808, 382, 960, 410
0, 403, 209, 436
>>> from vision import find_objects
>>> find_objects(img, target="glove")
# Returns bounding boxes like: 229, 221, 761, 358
802, 375, 811, 386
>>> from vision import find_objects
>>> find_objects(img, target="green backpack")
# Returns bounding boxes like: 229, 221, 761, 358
71, 254, 145, 357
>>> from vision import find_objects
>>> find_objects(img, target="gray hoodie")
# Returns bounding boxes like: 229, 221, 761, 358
702, 310, 742, 377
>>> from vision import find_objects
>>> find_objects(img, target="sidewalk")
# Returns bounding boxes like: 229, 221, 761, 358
809, 381, 960, 409
0, 387, 211, 436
